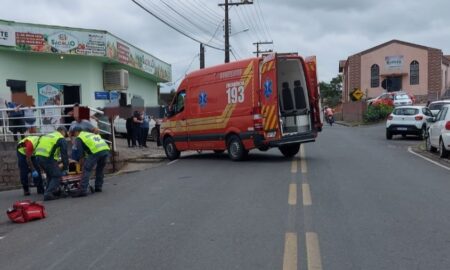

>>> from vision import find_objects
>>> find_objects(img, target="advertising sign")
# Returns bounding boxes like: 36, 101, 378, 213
2, 21, 171, 82
37, 83, 63, 133
106, 35, 171, 81
0, 25, 15, 46
385, 55, 403, 70
14, 25, 106, 56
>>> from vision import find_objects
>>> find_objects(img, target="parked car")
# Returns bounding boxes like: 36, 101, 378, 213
428, 99, 450, 116
369, 91, 415, 107
425, 104, 450, 158
386, 106, 433, 140
113, 116, 158, 141
392, 93, 414, 107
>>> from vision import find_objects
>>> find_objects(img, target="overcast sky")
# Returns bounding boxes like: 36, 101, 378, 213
1, 0, 450, 92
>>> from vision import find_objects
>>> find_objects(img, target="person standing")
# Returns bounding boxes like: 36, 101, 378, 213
132, 111, 143, 147
125, 116, 133, 147
70, 127, 110, 197
35, 126, 69, 201
16, 135, 44, 195
140, 112, 150, 148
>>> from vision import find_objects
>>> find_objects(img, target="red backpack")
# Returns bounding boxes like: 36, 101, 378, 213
7, 200, 46, 223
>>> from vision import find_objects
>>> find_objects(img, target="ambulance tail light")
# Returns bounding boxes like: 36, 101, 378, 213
253, 114, 263, 131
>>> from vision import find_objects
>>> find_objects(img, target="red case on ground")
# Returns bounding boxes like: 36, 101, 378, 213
6, 200, 46, 223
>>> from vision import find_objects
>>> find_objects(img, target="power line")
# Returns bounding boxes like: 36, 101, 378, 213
255, 0, 272, 42
132, 0, 224, 51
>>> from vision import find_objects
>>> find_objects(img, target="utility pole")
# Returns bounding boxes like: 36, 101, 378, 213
253, 41, 273, 57
200, 43, 205, 69
219, 0, 253, 63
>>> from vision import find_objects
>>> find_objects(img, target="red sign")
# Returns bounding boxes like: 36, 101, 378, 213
117, 42, 129, 64
16, 32, 45, 46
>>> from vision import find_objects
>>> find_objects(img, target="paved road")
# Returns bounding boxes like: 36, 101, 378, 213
1, 123, 449, 270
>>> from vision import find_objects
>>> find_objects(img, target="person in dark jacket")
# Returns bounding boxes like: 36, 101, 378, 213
132, 111, 143, 147
126, 116, 133, 147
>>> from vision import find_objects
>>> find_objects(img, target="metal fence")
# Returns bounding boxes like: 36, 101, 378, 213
0, 104, 115, 150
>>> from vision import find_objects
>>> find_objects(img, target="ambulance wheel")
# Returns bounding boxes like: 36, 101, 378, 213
227, 135, 247, 161
164, 137, 180, 160
279, 143, 300, 158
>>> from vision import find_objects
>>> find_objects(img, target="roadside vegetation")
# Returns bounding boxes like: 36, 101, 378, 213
364, 103, 393, 123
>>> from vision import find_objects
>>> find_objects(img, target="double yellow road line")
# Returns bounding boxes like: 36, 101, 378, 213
283, 144, 323, 270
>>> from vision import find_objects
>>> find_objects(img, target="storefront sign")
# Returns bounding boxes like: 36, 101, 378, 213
0, 25, 15, 46
48, 31, 79, 52
385, 55, 403, 70
2, 22, 171, 82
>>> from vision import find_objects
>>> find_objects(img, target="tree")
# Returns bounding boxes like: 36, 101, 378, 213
320, 74, 342, 108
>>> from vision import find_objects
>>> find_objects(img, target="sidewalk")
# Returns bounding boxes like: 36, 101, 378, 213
113, 138, 167, 174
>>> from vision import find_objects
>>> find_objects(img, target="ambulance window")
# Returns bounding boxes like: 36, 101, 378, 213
175, 90, 186, 114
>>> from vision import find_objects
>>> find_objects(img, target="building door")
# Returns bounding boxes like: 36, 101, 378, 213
386, 76, 402, 92
63, 85, 80, 124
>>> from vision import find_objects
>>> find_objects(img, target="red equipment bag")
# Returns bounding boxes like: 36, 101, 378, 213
6, 200, 46, 223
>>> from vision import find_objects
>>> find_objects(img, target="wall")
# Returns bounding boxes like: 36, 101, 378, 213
361, 43, 429, 98
128, 72, 158, 106
342, 101, 367, 122
0, 142, 21, 190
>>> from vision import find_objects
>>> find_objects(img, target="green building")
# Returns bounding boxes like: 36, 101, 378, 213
0, 19, 171, 109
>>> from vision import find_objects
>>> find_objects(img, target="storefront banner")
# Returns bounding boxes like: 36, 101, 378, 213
2, 22, 171, 82
106, 35, 171, 82
0, 25, 15, 46
14, 25, 106, 56
37, 83, 63, 133
385, 55, 403, 70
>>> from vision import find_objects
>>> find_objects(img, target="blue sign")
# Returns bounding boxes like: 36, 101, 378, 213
95, 91, 110, 100
110, 91, 120, 100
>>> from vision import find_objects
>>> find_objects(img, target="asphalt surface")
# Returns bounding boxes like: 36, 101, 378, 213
1, 123, 450, 270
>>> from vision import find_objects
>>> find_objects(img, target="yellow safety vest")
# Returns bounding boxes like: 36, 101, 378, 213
35, 131, 64, 160
17, 136, 40, 156
78, 131, 110, 154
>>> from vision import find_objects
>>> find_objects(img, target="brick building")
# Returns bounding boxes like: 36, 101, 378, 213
339, 40, 450, 103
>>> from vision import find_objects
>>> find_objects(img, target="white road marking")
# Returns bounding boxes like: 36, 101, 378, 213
408, 147, 450, 171
167, 160, 178, 166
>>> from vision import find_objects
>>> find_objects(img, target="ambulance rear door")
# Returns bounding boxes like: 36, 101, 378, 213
259, 53, 280, 141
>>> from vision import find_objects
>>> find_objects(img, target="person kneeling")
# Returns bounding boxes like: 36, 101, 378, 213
70, 127, 110, 197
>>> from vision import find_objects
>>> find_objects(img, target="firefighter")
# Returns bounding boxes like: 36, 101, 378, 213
70, 127, 110, 197
16, 135, 44, 195
35, 126, 69, 201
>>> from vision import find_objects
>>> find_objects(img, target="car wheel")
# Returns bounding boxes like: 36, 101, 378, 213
439, 139, 449, 158
426, 135, 437, 152
227, 135, 247, 161
279, 143, 301, 158
386, 130, 393, 140
418, 127, 426, 140
163, 137, 180, 160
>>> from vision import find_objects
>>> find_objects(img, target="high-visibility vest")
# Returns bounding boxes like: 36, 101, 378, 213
78, 131, 110, 154
17, 136, 40, 155
34, 131, 64, 160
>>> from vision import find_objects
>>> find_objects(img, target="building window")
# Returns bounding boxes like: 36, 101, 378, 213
410, 60, 419, 85
371, 64, 379, 88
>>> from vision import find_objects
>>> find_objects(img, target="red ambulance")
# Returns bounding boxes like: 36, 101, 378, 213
161, 53, 322, 161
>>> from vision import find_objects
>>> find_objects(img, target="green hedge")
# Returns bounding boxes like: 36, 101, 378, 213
364, 104, 393, 123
